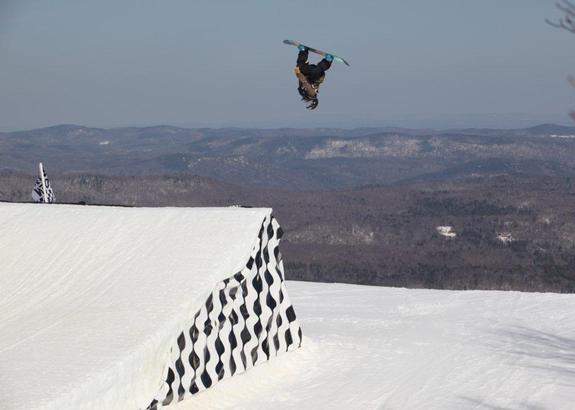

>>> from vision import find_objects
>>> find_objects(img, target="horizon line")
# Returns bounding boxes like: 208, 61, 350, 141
2, 121, 575, 133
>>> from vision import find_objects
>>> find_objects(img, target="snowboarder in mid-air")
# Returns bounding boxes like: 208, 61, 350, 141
294, 45, 333, 110
283, 40, 350, 111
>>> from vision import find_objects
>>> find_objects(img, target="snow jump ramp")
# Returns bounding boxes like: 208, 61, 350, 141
0, 203, 302, 410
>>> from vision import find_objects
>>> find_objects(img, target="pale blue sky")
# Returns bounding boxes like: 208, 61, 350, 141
1, 0, 574, 130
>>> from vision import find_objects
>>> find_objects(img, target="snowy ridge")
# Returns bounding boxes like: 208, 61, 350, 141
0, 203, 300, 410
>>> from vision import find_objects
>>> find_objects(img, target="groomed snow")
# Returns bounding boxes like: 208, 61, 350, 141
174, 281, 575, 410
2, 202, 574, 410
0, 203, 273, 410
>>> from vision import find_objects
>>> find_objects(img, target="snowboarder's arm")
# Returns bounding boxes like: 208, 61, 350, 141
294, 67, 317, 98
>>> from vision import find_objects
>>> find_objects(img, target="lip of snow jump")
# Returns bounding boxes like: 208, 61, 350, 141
0, 203, 301, 410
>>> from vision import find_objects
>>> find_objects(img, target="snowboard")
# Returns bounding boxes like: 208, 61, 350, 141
283, 40, 350, 67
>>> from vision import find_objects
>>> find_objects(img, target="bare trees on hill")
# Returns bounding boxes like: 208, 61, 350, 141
547, 0, 575, 33
547, 0, 575, 120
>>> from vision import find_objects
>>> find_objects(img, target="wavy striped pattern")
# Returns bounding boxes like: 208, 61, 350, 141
147, 215, 302, 409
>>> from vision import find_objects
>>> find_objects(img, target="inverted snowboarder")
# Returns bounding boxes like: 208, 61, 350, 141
283, 40, 350, 110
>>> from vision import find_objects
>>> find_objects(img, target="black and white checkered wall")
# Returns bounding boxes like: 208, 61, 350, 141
147, 214, 302, 409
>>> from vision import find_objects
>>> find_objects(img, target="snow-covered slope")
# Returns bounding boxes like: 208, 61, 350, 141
0, 203, 298, 410
176, 282, 575, 410
2, 202, 574, 410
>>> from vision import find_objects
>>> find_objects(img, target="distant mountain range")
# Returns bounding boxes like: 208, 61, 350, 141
3, 123, 575, 292
2, 123, 575, 190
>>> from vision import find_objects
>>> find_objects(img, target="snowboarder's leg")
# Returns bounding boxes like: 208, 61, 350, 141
297, 49, 309, 67
317, 58, 332, 73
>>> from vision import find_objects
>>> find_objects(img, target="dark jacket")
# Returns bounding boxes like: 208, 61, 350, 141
295, 49, 332, 100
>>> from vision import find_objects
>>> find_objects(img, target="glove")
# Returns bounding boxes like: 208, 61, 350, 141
325, 54, 334, 62
298, 44, 307, 51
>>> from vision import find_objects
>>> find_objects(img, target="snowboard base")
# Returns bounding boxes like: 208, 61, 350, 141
283, 40, 350, 66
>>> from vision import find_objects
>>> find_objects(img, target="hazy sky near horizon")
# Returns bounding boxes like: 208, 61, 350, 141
1, 0, 575, 130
